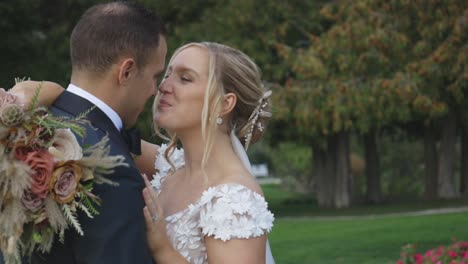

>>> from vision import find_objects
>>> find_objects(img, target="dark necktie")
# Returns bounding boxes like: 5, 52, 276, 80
121, 127, 142, 155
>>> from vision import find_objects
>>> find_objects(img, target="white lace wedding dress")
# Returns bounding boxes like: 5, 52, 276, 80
151, 142, 275, 264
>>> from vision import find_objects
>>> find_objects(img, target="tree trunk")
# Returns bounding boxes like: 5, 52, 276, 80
323, 136, 337, 207
333, 131, 352, 208
461, 124, 468, 195
437, 114, 458, 198
315, 132, 352, 208
313, 143, 328, 205
364, 129, 382, 204
424, 127, 438, 199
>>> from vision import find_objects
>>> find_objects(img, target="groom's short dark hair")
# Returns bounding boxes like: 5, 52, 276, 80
70, 1, 166, 74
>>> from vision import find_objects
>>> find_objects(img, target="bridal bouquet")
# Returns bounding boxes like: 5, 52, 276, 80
0, 81, 127, 263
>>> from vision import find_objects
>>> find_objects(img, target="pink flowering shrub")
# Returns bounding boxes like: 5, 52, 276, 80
397, 240, 468, 264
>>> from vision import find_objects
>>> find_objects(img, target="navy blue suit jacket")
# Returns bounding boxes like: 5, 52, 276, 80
28, 91, 154, 264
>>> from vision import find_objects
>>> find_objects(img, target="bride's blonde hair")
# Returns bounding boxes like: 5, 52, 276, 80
153, 42, 271, 177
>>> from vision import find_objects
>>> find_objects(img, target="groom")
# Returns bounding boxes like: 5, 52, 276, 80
27, 2, 167, 264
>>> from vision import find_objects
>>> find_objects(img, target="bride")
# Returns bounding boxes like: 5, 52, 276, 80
13, 42, 275, 264
141, 42, 275, 264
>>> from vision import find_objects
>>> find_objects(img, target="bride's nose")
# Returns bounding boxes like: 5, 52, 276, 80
158, 80, 172, 94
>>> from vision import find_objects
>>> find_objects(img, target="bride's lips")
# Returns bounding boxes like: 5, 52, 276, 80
158, 99, 172, 109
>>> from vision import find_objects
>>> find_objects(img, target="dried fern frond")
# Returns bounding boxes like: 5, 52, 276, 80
62, 204, 83, 236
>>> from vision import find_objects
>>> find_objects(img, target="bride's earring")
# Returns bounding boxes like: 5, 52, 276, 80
216, 116, 223, 125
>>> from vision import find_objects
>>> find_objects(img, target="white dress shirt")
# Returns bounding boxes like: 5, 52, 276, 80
67, 84, 123, 131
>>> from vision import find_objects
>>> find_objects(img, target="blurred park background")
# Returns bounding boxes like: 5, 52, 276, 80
1, 0, 467, 263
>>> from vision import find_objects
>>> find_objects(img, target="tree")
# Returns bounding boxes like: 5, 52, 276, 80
274, 1, 419, 207
274, 0, 467, 206
387, 0, 467, 198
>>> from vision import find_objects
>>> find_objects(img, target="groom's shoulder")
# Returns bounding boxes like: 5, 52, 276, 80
50, 104, 74, 118
49, 104, 104, 145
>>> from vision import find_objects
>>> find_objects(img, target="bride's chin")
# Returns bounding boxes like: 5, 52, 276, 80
153, 114, 167, 126
154, 120, 174, 133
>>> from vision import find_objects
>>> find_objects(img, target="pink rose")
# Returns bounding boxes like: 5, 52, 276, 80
21, 189, 45, 212
462, 251, 468, 259
14, 145, 33, 160
22, 150, 55, 198
49, 161, 82, 204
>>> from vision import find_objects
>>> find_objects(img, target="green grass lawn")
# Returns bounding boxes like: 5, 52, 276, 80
261, 183, 468, 263
262, 183, 468, 217
269, 212, 468, 264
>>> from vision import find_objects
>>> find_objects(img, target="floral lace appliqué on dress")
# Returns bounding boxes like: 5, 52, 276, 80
150, 144, 274, 264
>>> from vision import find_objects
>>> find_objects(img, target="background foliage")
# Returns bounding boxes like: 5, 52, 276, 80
1, 0, 467, 208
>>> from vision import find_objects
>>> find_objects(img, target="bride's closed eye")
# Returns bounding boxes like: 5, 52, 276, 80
180, 74, 192, 83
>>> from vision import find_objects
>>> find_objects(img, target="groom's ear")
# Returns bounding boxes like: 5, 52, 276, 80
117, 58, 137, 85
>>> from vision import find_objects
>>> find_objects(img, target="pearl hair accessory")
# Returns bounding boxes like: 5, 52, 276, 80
243, 90, 272, 150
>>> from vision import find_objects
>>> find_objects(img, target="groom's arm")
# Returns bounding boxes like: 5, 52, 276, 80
134, 140, 159, 178
10, 80, 64, 106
